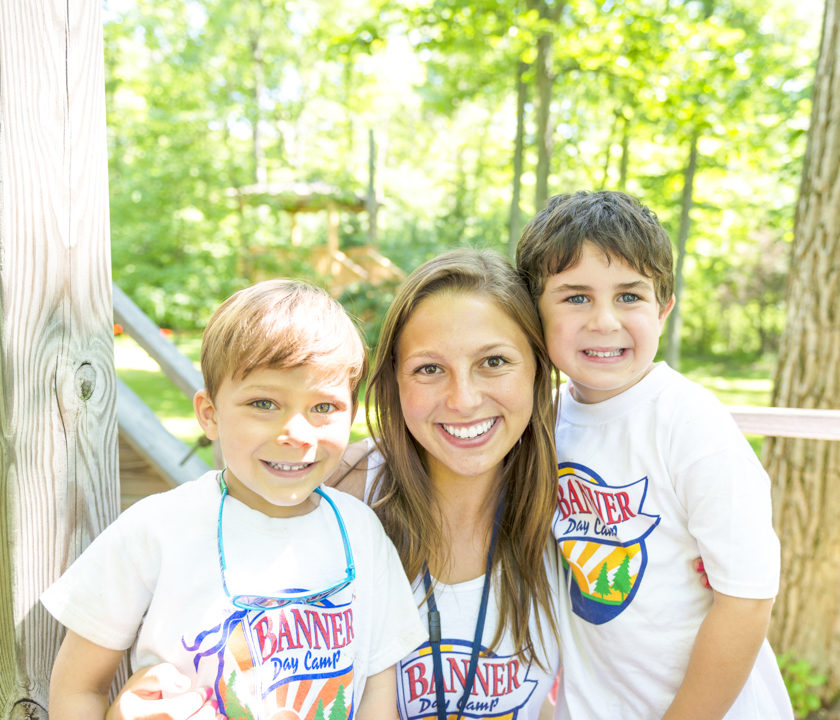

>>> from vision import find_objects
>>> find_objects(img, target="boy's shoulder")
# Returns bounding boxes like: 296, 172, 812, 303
657, 363, 724, 405
119, 470, 219, 522
616, 362, 727, 415
558, 363, 738, 437
648, 366, 758, 465
317, 484, 396, 561
657, 365, 743, 430
559, 363, 718, 415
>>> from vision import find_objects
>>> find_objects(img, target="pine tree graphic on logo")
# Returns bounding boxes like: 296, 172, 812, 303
328, 686, 348, 720
612, 554, 633, 600
594, 563, 611, 599
222, 668, 256, 720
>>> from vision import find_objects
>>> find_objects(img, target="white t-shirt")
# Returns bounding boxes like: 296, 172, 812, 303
42, 471, 425, 720
364, 445, 562, 720
551, 363, 792, 719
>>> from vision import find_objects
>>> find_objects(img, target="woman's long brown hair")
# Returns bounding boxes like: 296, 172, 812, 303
366, 248, 559, 668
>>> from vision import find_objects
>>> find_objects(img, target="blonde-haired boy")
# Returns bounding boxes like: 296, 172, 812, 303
43, 279, 424, 720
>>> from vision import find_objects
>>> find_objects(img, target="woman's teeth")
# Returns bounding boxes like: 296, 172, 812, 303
441, 419, 496, 439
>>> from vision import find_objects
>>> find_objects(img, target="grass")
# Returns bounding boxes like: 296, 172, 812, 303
114, 334, 777, 465
679, 354, 775, 407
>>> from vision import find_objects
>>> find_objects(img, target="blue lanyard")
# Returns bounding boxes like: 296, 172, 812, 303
422, 500, 505, 720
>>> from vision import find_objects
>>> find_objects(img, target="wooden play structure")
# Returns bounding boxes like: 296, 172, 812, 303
2, 3, 840, 719
112, 285, 211, 508
228, 180, 405, 297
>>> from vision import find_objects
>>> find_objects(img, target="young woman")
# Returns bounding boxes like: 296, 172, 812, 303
334, 249, 562, 719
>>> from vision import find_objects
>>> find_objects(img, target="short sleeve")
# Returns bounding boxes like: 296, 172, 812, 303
41, 500, 161, 650
359, 513, 426, 675
669, 391, 780, 599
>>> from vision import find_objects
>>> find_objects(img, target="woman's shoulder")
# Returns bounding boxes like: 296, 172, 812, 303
326, 437, 375, 501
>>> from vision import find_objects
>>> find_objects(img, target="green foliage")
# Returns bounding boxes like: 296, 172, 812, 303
777, 653, 828, 718
104, 0, 819, 358
339, 280, 399, 350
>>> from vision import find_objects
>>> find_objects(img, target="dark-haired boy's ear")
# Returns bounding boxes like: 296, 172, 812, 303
193, 389, 220, 440
659, 295, 676, 326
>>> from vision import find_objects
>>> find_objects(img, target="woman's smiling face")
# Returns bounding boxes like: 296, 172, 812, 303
395, 290, 536, 486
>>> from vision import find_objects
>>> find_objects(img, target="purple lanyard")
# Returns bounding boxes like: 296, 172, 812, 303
421, 500, 504, 720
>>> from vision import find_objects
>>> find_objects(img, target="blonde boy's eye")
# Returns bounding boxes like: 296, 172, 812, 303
252, 399, 274, 410
312, 402, 335, 414
619, 292, 641, 303
565, 294, 588, 305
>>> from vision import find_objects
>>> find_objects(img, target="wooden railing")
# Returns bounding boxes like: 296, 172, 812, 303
730, 406, 840, 441
113, 284, 211, 487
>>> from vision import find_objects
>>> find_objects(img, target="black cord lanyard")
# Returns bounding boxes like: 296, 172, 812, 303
422, 500, 504, 720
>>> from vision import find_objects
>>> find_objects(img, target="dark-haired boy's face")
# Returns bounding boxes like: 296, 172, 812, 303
537, 242, 674, 404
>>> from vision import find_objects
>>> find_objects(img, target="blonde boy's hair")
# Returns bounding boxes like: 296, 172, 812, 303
517, 190, 675, 308
200, 279, 367, 404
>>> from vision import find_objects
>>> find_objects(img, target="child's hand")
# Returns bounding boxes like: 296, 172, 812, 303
694, 557, 711, 589
106, 663, 226, 720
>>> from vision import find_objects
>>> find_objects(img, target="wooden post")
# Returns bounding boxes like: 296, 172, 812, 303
0, 2, 118, 717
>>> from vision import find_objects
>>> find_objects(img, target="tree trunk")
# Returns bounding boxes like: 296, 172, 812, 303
665, 129, 699, 371
534, 28, 554, 211
764, 0, 840, 700
599, 112, 617, 190
529, 0, 565, 212
367, 128, 378, 245
618, 114, 630, 191
250, 27, 267, 186
507, 61, 529, 259
598, 111, 631, 191
0, 1, 121, 716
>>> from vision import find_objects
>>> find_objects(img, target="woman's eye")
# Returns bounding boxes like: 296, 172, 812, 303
485, 356, 508, 369
312, 402, 335, 414
415, 364, 441, 376
252, 399, 274, 410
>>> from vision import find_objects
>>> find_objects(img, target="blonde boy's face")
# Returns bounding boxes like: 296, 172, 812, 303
537, 242, 674, 404
194, 364, 354, 517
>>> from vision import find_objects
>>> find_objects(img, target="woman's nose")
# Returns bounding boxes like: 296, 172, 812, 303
445, 374, 482, 411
